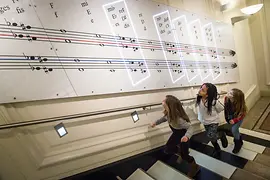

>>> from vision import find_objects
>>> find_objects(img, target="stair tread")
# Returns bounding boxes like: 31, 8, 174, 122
189, 149, 236, 179
263, 147, 270, 156
208, 140, 257, 160
147, 160, 191, 180
226, 136, 265, 153
230, 168, 267, 180
127, 169, 154, 180
244, 160, 270, 179
254, 153, 270, 167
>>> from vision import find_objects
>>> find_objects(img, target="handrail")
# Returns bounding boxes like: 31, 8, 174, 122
0, 92, 226, 130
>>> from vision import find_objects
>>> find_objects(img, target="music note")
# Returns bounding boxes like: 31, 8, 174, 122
155, 62, 159, 66
43, 67, 53, 74
133, 47, 138, 51
38, 57, 48, 63
96, 34, 101, 38
141, 69, 146, 73
121, 43, 128, 48
130, 39, 136, 43
60, 29, 66, 33
78, 68, 85, 72
11, 30, 17, 38
20, 23, 26, 30
157, 70, 161, 73
65, 39, 72, 43
107, 61, 112, 64
150, 49, 155, 51
110, 69, 115, 72
74, 59, 80, 62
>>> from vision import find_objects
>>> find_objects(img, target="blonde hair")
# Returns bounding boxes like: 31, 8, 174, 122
230, 88, 247, 116
163, 95, 190, 123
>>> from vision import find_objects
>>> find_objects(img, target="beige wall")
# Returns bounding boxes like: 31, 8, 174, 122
247, 0, 270, 96
0, 0, 261, 180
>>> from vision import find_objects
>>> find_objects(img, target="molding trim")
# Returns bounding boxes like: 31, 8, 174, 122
245, 84, 257, 100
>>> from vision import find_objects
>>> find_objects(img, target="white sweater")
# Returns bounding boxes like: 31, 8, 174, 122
197, 100, 224, 125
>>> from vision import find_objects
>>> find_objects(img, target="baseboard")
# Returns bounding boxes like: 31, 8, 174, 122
261, 90, 270, 97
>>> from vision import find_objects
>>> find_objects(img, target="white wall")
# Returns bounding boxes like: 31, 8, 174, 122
0, 0, 261, 179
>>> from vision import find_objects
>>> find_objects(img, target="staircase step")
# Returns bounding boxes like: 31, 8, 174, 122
127, 169, 154, 180
263, 147, 270, 156
254, 153, 270, 167
189, 149, 236, 179
226, 136, 266, 154
171, 154, 225, 180
191, 140, 248, 168
230, 168, 267, 180
147, 160, 191, 180
208, 140, 257, 160
244, 161, 270, 179
241, 97, 270, 130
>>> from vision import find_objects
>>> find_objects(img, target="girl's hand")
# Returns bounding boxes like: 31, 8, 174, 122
229, 120, 235, 124
181, 136, 189, 142
150, 122, 156, 128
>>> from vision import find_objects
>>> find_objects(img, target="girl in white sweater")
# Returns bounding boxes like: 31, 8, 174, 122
196, 83, 228, 157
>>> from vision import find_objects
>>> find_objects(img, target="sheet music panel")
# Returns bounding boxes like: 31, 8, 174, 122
0, 0, 239, 103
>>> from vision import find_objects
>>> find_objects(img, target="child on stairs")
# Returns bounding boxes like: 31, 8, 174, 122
224, 88, 247, 153
196, 83, 228, 157
150, 95, 200, 178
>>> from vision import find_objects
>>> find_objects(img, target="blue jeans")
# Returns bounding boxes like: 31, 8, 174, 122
231, 120, 243, 140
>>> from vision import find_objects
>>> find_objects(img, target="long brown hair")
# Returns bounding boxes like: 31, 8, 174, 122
164, 95, 190, 123
230, 88, 247, 116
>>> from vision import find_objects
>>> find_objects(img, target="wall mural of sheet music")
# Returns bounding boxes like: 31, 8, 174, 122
0, 0, 239, 103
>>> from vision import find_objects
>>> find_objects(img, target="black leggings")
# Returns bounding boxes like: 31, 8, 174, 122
164, 126, 194, 163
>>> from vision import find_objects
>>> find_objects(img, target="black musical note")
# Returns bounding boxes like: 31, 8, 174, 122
74, 59, 80, 62
60, 29, 66, 33
229, 50, 236, 56
155, 62, 159, 66
231, 63, 237, 68
65, 39, 71, 43
141, 69, 146, 73
138, 62, 144, 66
150, 49, 155, 51
157, 70, 162, 73
130, 39, 136, 43
107, 61, 112, 64
133, 47, 138, 51
96, 34, 101, 38
10, 30, 17, 38
43, 67, 53, 73
110, 69, 115, 72
18, 34, 23, 38
38, 57, 48, 63
99, 44, 105, 46
78, 68, 84, 72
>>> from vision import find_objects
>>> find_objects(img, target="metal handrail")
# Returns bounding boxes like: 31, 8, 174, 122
0, 92, 226, 130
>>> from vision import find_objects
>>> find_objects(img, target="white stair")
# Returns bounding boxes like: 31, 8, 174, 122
189, 149, 236, 179
147, 160, 191, 180
127, 168, 154, 180
207, 136, 266, 160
